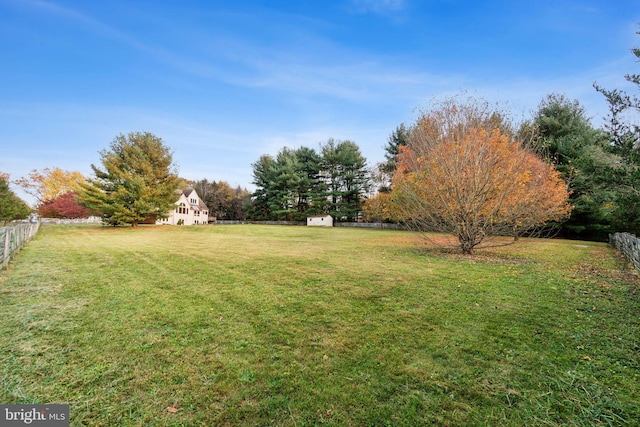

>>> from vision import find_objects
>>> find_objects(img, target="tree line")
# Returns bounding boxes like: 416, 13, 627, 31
248, 139, 369, 222
2, 134, 250, 226
1, 29, 637, 251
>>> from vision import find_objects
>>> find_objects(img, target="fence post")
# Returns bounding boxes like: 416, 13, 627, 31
610, 232, 640, 271
0, 228, 5, 268
3, 226, 11, 269
0, 222, 42, 271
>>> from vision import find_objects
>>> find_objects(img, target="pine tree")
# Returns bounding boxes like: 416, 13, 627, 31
594, 28, 640, 234
0, 176, 31, 224
78, 132, 180, 226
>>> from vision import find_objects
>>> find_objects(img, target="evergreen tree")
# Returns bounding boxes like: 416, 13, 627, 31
270, 148, 301, 220
248, 155, 276, 220
594, 28, 640, 234
248, 140, 369, 222
0, 176, 31, 224
78, 132, 180, 226
249, 147, 324, 221
532, 94, 614, 240
320, 139, 369, 222
379, 124, 410, 192
292, 146, 325, 217
383, 124, 410, 173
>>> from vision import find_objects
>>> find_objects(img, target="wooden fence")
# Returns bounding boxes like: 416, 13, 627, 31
0, 222, 41, 270
609, 232, 640, 271
213, 220, 406, 229
334, 222, 405, 230
40, 216, 102, 225
214, 220, 306, 226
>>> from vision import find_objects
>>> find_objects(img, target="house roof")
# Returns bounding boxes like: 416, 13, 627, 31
174, 188, 209, 212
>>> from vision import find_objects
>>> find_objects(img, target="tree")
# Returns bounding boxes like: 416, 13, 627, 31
37, 191, 93, 219
14, 168, 85, 205
500, 151, 576, 240
78, 132, 180, 226
362, 191, 394, 223
390, 97, 572, 254
320, 139, 369, 222
531, 94, 614, 240
292, 146, 325, 217
594, 28, 640, 234
227, 185, 252, 220
269, 147, 302, 220
0, 175, 31, 224
248, 141, 369, 221
248, 154, 276, 220
208, 180, 236, 218
192, 179, 214, 217
249, 147, 323, 221
193, 179, 251, 220
365, 126, 408, 220
379, 124, 410, 191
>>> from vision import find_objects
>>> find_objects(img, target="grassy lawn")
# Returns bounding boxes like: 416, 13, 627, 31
0, 224, 639, 426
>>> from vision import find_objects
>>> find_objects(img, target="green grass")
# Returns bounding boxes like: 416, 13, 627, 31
0, 224, 639, 426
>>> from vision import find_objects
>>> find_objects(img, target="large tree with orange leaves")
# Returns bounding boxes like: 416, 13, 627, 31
390, 97, 572, 254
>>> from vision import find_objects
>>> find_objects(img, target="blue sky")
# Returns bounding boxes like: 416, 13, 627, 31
1, 0, 639, 205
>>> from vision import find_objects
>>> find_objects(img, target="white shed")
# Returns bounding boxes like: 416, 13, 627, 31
307, 215, 333, 227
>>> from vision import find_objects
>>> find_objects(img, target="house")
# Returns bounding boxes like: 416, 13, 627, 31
307, 215, 333, 227
157, 189, 209, 225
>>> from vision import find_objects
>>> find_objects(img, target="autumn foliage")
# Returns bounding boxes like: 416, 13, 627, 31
37, 191, 93, 219
362, 191, 394, 223
15, 168, 85, 204
389, 98, 572, 254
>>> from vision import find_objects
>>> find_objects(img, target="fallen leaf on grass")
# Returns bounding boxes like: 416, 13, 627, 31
167, 406, 179, 413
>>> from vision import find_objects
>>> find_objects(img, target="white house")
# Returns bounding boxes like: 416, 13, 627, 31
157, 189, 209, 225
307, 215, 333, 227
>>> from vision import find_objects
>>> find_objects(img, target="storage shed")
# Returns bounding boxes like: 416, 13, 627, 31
307, 215, 333, 227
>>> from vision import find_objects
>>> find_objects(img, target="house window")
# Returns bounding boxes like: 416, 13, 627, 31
177, 203, 187, 214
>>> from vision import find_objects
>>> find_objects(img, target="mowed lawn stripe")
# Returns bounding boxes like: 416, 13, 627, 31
0, 224, 638, 426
